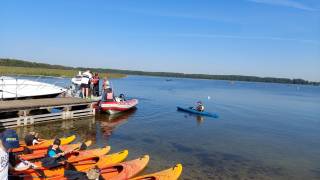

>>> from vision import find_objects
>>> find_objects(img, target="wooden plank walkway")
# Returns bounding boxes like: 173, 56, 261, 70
0, 98, 97, 128
0, 97, 93, 112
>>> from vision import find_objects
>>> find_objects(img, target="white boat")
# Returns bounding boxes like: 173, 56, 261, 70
0, 76, 66, 100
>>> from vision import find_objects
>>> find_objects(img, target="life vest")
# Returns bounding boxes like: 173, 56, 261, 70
91, 77, 99, 85
46, 145, 63, 157
106, 91, 113, 100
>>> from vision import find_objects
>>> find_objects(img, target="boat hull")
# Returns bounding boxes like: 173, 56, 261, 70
100, 99, 138, 114
177, 106, 218, 118
0, 76, 66, 100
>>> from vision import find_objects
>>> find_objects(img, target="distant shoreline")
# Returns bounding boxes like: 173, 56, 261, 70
0, 65, 126, 79
0, 58, 319, 86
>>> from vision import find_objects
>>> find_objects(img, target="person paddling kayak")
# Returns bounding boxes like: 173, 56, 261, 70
195, 101, 205, 112
39, 138, 95, 179
47, 139, 63, 157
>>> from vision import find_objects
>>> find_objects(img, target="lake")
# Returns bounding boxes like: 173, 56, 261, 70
15, 75, 320, 179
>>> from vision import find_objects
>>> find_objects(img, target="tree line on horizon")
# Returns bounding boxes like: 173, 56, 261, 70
0, 58, 319, 86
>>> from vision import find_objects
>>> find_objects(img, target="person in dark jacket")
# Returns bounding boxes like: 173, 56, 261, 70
24, 132, 40, 146
91, 73, 100, 97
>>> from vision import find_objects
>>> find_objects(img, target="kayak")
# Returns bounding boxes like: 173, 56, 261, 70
66, 145, 111, 163
100, 155, 149, 180
100, 99, 138, 114
11, 135, 76, 153
130, 164, 183, 180
177, 106, 219, 118
47, 155, 149, 180
18, 141, 110, 162
18, 140, 93, 161
14, 150, 129, 179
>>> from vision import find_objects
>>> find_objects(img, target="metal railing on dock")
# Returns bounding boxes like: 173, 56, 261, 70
0, 97, 96, 128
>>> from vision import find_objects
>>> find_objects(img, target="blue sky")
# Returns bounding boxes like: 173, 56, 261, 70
0, 0, 319, 81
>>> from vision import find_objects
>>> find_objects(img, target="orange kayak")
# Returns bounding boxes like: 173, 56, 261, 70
14, 150, 129, 179
99, 155, 149, 180
11, 135, 76, 153
47, 154, 149, 180
130, 164, 183, 180
19, 140, 93, 161
66, 145, 111, 163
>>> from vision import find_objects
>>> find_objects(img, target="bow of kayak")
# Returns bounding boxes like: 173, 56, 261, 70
130, 163, 183, 180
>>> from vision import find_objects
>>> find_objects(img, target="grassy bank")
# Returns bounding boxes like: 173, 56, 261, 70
0, 66, 126, 78
1, 58, 319, 85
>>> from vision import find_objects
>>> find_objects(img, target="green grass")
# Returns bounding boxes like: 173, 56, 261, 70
0, 66, 126, 78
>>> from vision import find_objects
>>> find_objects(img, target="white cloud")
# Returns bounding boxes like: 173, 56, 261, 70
247, 0, 316, 11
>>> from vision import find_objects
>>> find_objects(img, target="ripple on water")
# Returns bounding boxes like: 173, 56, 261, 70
311, 168, 320, 178
169, 142, 289, 180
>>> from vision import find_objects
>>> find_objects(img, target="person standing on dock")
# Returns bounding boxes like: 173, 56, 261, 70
81, 70, 92, 99
91, 73, 100, 97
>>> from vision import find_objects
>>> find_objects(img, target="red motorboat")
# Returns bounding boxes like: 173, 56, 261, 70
99, 99, 138, 114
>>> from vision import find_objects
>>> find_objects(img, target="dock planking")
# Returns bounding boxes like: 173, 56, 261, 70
0, 97, 93, 113
0, 97, 97, 128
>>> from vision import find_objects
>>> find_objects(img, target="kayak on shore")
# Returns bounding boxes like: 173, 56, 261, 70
177, 106, 219, 118
18, 142, 112, 163
10, 135, 76, 153
13, 152, 149, 180
13, 150, 130, 178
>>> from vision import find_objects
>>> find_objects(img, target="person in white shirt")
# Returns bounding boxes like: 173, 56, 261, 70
0, 129, 20, 180
0, 135, 9, 180
81, 70, 93, 98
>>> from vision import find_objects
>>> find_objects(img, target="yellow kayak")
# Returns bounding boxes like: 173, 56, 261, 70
11, 135, 76, 153
130, 164, 183, 180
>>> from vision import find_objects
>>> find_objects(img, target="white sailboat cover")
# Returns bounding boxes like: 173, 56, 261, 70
0, 76, 66, 100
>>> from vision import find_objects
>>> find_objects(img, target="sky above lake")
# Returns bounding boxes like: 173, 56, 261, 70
0, 0, 319, 81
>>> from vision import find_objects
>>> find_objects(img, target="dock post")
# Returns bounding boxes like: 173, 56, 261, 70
90, 103, 96, 116
63, 106, 72, 119
18, 110, 30, 126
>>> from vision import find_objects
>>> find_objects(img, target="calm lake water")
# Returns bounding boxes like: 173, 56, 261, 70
15, 75, 320, 180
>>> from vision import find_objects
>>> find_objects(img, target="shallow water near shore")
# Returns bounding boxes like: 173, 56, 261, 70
15, 75, 320, 179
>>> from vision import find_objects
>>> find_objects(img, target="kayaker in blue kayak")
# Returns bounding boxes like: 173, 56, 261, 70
195, 101, 205, 112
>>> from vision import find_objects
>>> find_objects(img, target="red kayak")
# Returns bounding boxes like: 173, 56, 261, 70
100, 99, 138, 114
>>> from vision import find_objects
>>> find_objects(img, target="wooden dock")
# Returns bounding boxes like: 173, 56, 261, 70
0, 98, 96, 128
